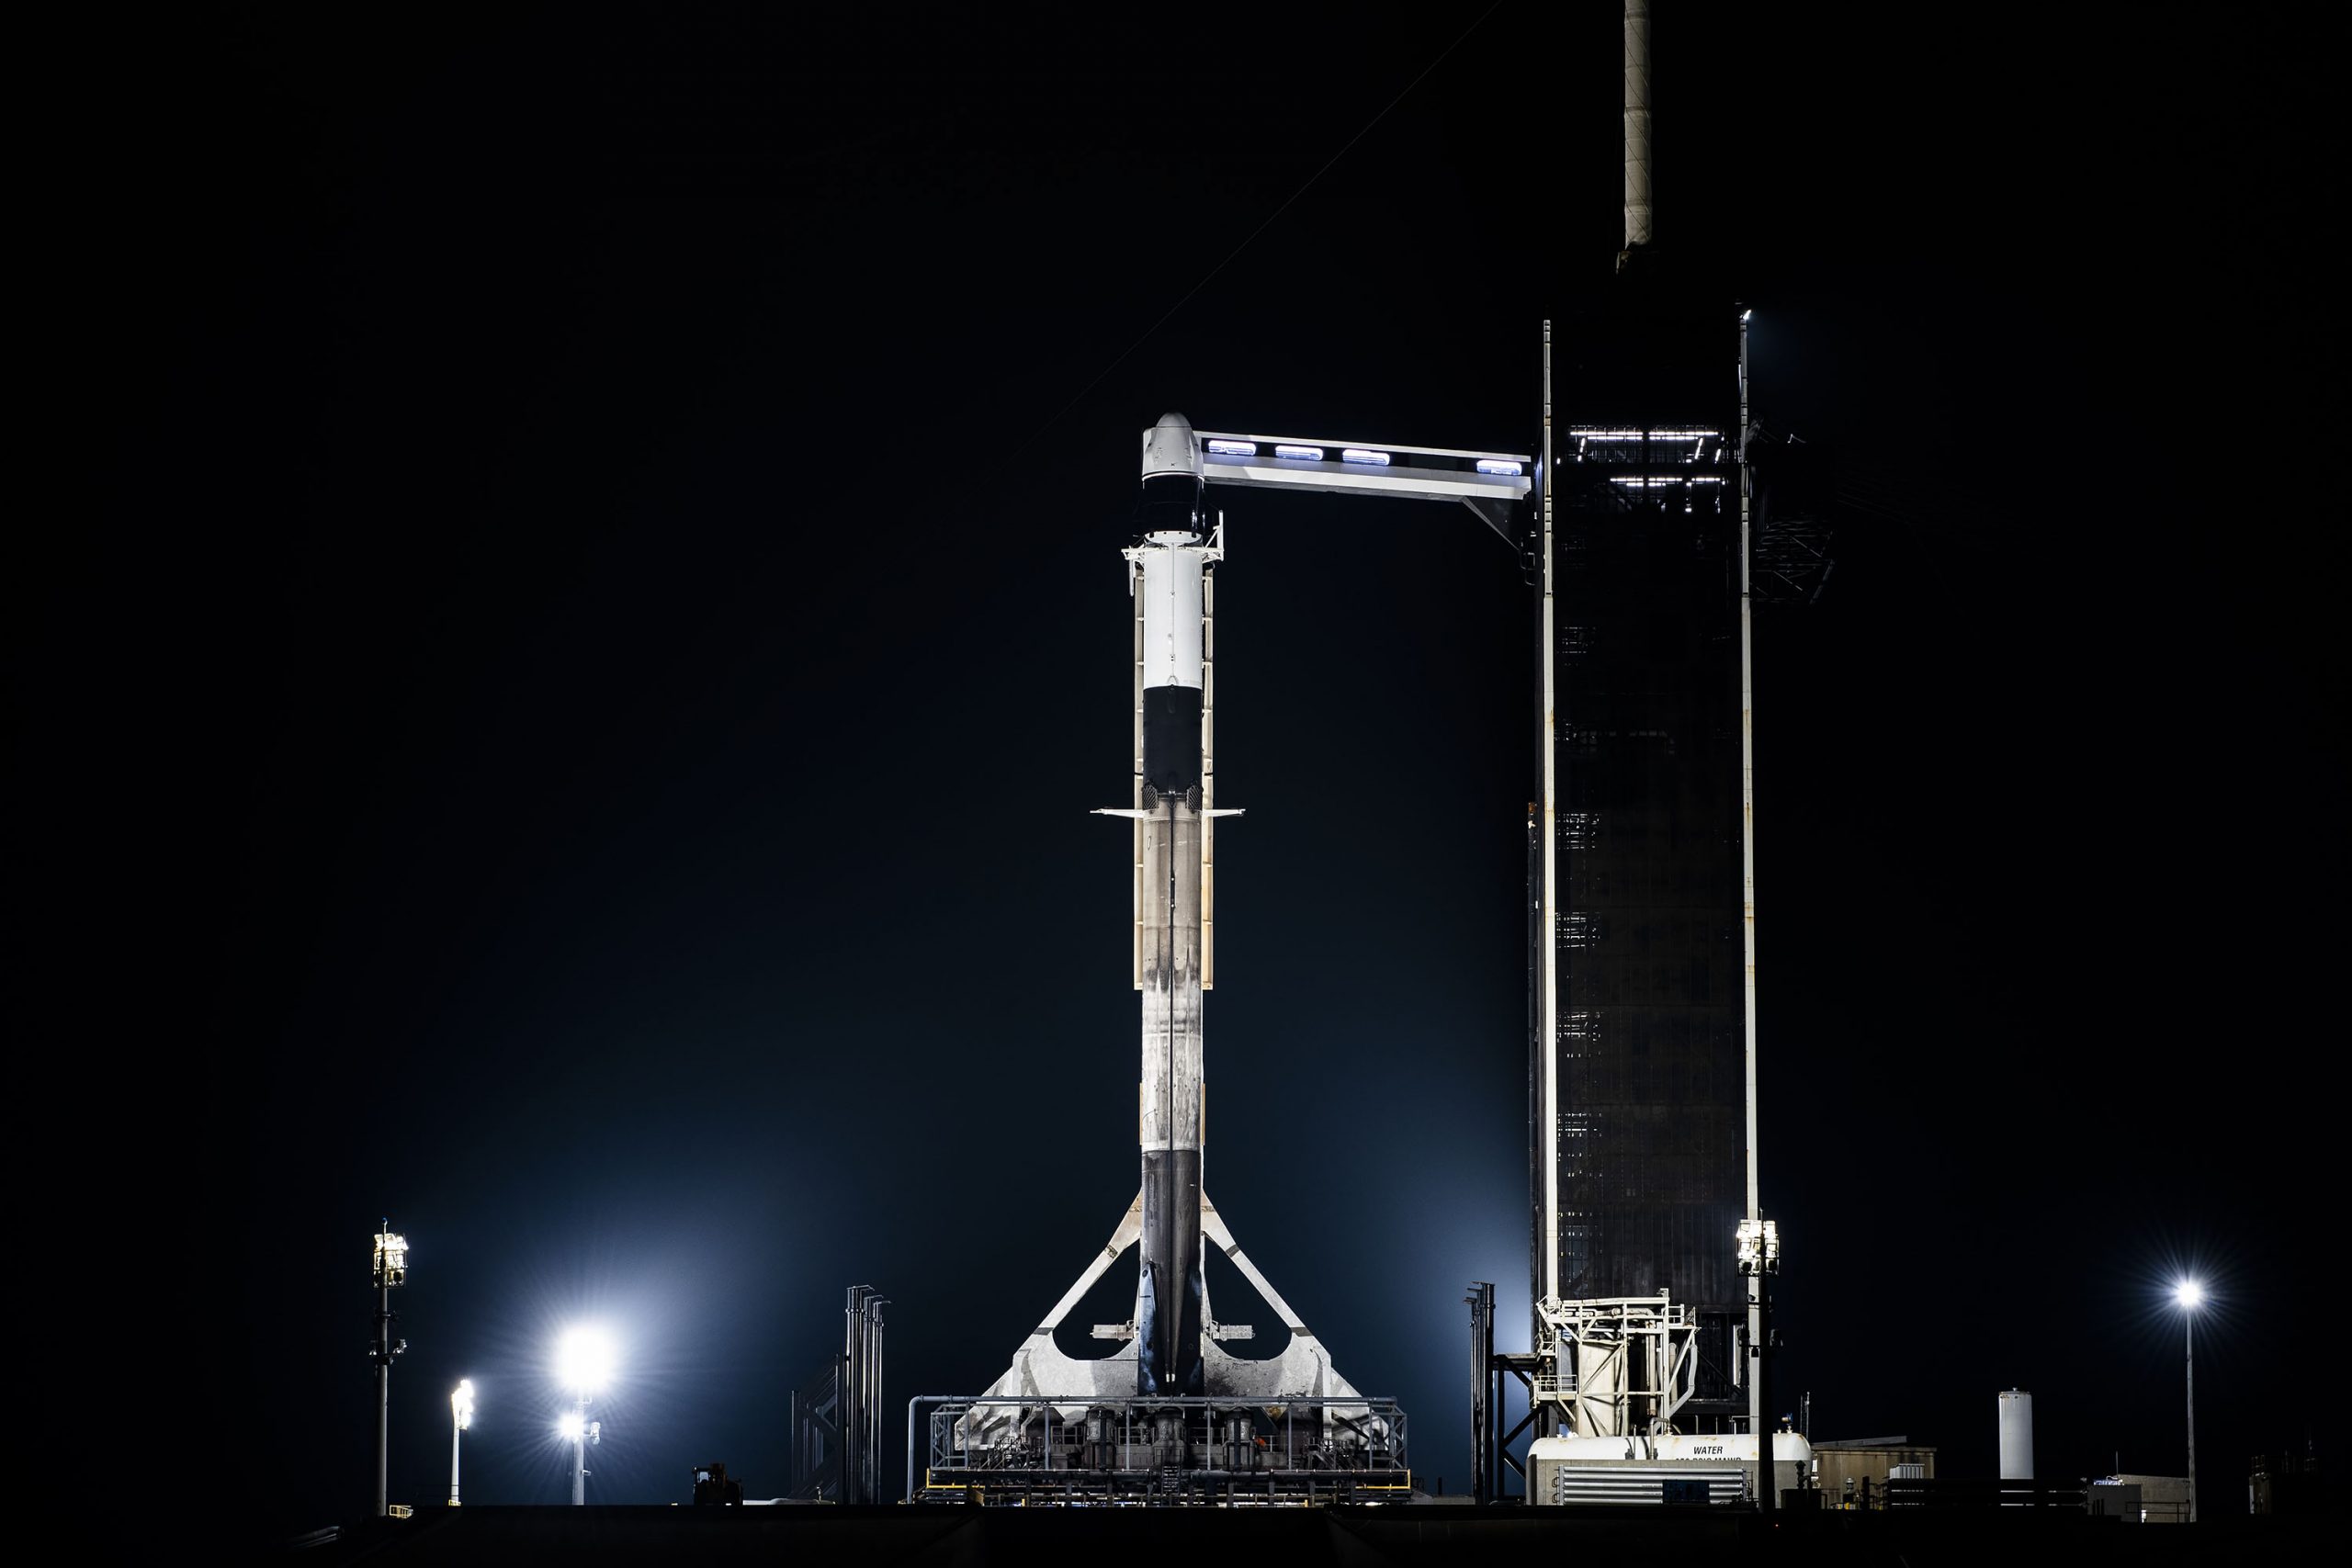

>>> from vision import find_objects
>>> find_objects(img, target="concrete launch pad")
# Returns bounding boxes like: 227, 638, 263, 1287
290, 1504, 2325, 1566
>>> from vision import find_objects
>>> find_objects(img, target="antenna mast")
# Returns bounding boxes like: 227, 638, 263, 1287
1621, 0, 1653, 266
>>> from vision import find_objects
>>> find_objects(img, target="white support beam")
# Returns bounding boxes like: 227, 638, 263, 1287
1195, 432, 1532, 510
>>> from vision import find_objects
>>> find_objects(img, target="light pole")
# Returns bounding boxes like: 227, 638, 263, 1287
448, 1380, 474, 1506
555, 1326, 615, 1505
555, 1409, 602, 1504
2175, 1280, 2201, 1523
369, 1224, 409, 1518
1736, 1218, 1781, 1517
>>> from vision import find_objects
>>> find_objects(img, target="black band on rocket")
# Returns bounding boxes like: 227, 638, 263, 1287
1142, 685, 1204, 796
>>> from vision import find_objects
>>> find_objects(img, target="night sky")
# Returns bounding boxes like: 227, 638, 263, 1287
28, 1, 2339, 1540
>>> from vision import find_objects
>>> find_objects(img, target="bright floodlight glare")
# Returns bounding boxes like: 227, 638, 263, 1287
2176, 1280, 2203, 1309
555, 1325, 617, 1393
373, 1227, 409, 1287
555, 1412, 584, 1441
451, 1379, 475, 1428
1736, 1217, 1783, 1275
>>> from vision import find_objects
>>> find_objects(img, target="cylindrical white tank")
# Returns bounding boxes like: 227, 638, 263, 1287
1998, 1389, 2033, 1480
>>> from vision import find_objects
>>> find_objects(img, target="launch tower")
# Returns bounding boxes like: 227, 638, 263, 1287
1497, 0, 1822, 1511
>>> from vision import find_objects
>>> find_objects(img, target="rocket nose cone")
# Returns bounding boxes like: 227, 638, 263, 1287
1140, 412, 1205, 482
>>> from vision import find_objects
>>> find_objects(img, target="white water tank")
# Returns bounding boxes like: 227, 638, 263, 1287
1998, 1389, 2033, 1480
1528, 1433, 1813, 1506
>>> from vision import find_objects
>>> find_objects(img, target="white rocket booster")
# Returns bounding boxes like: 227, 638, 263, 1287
1126, 412, 1216, 1397
963, 411, 1524, 1427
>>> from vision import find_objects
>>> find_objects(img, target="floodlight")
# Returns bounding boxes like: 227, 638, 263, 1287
1736, 1217, 1782, 1275
373, 1226, 409, 1288
555, 1325, 617, 1393
556, 1389, 607, 1503
2175, 1280, 2203, 1310
447, 1379, 477, 1506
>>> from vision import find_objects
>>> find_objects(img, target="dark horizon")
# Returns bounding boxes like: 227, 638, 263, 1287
23, 1, 2338, 1538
